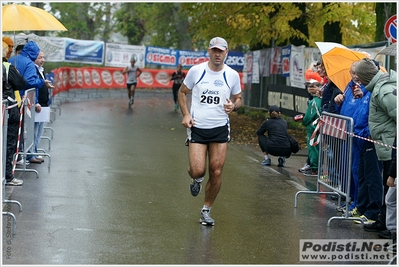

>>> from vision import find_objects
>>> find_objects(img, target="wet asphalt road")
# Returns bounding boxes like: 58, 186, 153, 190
2, 89, 388, 265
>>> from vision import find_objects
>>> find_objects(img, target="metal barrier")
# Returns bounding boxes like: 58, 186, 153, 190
294, 112, 360, 226
15, 88, 51, 177
2, 100, 22, 235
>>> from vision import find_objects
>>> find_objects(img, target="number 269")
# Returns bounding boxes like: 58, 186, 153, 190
200, 95, 220, 105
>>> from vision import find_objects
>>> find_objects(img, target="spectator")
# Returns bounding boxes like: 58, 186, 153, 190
2, 36, 14, 60
256, 105, 291, 167
2, 41, 26, 186
15, 44, 25, 55
315, 60, 341, 114
334, 60, 368, 213
355, 58, 397, 233
301, 78, 323, 176
170, 64, 186, 112
299, 67, 324, 173
8, 41, 52, 164
33, 50, 53, 162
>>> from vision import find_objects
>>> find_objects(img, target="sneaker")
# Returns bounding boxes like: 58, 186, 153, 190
261, 158, 271, 166
174, 104, 179, 111
128, 98, 133, 108
277, 157, 285, 167
16, 159, 29, 166
363, 220, 387, 232
354, 215, 375, 224
303, 169, 318, 176
343, 207, 361, 217
200, 209, 215, 226
189, 177, 203, 196
6, 178, 23, 186
298, 163, 310, 173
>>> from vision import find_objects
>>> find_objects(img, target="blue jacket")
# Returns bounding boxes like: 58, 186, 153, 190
8, 41, 44, 98
336, 80, 367, 117
352, 90, 371, 149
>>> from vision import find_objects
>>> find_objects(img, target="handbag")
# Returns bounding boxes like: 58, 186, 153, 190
288, 135, 300, 154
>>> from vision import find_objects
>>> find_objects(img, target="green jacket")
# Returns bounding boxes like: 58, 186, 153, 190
365, 69, 397, 161
302, 96, 322, 135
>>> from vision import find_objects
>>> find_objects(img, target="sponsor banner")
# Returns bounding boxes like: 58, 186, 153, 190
145, 46, 178, 67
64, 38, 104, 64
178, 50, 208, 67
45, 37, 65, 62
146, 46, 244, 70
251, 50, 260, 84
105, 43, 145, 68
51, 67, 244, 94
281, 45, 291, 78
300, 239, 394, 262
290, 45, 306, 88
259, 49, 271, 77
270, 47, 282, 74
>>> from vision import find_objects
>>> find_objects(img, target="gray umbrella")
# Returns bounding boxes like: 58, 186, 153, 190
376, 43, 397, 57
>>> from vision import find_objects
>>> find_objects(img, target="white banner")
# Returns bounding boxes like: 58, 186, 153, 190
290, 45, 306, 89
105, 43, 145, 68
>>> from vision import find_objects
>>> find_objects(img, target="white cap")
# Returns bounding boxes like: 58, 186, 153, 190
209, 37, 228, 51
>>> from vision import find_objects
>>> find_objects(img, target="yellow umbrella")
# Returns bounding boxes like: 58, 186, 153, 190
2, 4, 67, 32
316, 42, 367, 91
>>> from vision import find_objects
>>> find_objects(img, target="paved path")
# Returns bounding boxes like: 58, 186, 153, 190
2, 89, 389, 265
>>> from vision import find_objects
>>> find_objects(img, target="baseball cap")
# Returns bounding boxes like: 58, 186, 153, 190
209, 37, 228, 51
268, 105, 280, 113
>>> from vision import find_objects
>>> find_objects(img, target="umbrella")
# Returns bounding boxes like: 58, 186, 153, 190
2, 4, 67, 32
316, 42, 367, 91
13, 33, 62, 56
315, 42, 347, 55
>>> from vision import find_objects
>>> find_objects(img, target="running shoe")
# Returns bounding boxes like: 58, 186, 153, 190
277, 157, 285, 167
298, 163, 310, 173
354, 215, 375, 224
261, 158, 271, 166
189, 177, 203, 196
200, 209, 215, 226
6, 178, 23, 186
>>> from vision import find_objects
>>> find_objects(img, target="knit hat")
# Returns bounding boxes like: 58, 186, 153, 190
355, 58, 379, 85
268, 105, 280, 113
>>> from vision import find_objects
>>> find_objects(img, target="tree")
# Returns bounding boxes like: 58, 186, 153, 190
114, 3, 192, 49
181, 2, 377, 50
48, 2, 115, 41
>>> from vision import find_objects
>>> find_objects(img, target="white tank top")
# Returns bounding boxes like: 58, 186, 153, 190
127, 65, 139, 83
183, 62, 241, 129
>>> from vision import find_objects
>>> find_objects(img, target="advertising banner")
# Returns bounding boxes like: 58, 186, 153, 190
105, 43, 145, 68
281, 45, 291, 78
290, 45, 306, 88
64, 38, 104, 64
51, 67, 244, 95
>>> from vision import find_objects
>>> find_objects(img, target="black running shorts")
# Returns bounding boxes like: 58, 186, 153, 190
186, 125, 230, 146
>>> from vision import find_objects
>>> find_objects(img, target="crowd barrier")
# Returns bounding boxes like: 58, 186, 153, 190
15, 89, 51, 178
2, 100, 21, 235
294, 112, 359, 226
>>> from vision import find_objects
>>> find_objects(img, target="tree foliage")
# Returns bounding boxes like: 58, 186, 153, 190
48, 2, 115, 41
181, 2, 378, 50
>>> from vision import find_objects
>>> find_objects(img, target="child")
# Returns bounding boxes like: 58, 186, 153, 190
301, 79, 323, 176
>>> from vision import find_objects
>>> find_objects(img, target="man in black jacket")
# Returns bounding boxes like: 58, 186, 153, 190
2, 41, 26, 186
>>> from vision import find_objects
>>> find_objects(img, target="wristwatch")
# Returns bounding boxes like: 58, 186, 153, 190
233, 104, 238, 112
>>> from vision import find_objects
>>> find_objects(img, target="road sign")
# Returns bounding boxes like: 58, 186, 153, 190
384, 15, 397, 43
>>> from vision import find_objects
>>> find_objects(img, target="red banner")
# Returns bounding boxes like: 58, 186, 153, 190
52, 67, 244, 95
